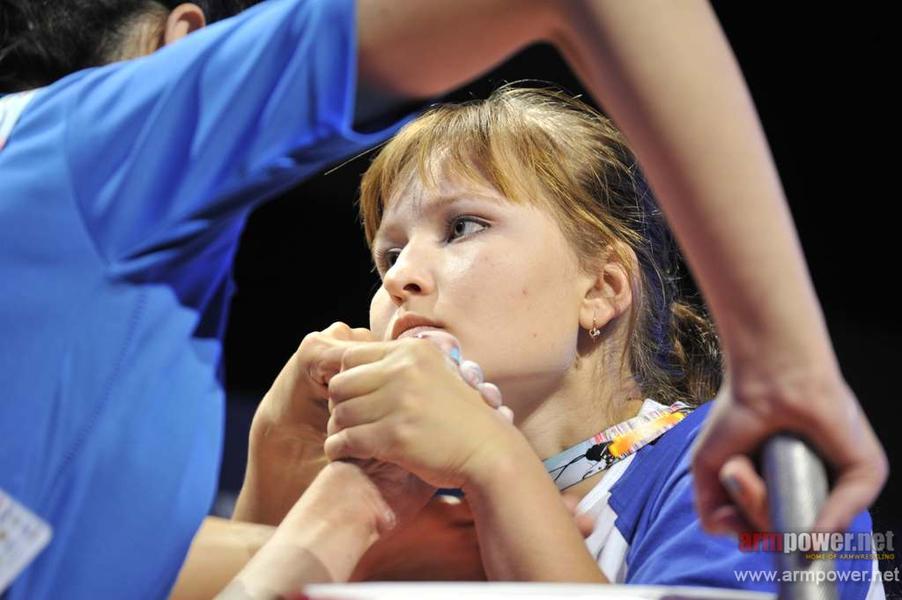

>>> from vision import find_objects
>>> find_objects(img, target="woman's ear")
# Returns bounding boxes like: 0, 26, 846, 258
163, 3, 206, 46
579, 250, 635, 335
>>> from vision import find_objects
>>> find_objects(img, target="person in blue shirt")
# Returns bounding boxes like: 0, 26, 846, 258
232, 85, 882, 597
0, 1, 631, 596
0, 0, 887, 597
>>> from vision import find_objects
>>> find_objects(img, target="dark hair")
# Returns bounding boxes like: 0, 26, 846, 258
359, 86, 724, 406
0, 0, 257, 93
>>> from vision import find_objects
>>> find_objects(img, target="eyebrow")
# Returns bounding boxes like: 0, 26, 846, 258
373, 193, 491, 248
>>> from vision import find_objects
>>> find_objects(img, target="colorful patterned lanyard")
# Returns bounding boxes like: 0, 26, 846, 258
543, 401, 693, 491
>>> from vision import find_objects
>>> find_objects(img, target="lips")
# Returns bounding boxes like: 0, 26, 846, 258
390, 313, 444, 340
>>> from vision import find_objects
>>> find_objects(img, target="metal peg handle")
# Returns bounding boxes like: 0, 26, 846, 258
763, 434, 837, 600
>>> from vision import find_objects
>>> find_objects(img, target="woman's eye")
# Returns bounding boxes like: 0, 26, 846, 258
447, 216, 488, 241
376, 248, 401, 271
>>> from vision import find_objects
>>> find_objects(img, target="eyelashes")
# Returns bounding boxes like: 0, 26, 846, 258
373, 215, 490, 274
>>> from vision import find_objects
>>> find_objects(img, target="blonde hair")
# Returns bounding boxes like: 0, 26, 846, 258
359, 85, 722, 406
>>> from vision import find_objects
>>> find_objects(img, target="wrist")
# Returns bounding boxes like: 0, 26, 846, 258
234, 419, 328, 525
713, 292, 840, 377
273, 462, 389, 582
461, 427, 529, 497
724, 349, 845, 399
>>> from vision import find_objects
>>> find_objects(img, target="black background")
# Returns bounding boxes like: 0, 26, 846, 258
220, 1, 899, 584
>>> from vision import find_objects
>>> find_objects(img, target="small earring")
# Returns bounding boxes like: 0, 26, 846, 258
589, 311, 601, 340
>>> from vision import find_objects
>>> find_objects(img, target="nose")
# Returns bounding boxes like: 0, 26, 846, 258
383, 239, 435, 305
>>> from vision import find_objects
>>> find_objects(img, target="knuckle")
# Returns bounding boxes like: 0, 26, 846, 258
330, 404, 348, 429
401, 338, 439, 367
390, 352, 417, 376
326, 321, 351, 335
397, 390, 420, 415
770, 393, 810, 423
351, 327, 372, 339
298, 330, 321, 352
327, 374, 345, 401
324, 433, 345, 459
340, 347, 358, 371
390, 422, 414, 452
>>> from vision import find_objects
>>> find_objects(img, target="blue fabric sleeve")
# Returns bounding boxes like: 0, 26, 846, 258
54, 0, 404, 267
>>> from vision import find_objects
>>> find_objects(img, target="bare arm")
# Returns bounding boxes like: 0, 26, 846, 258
356, 0, 557, 98
541, 0, 886, 532
463, 432, 607, 582
170, 518, 274, 600
174, 463, 392, 600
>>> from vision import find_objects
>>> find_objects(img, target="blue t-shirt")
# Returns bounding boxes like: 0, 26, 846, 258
581, 401, 881, 598
0, 0, 408, 597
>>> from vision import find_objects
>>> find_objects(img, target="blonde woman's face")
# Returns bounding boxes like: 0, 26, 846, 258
369, 173, 589, 405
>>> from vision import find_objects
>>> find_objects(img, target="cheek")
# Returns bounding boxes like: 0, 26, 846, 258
458, 251, 579, 380
369, 287, 394, 340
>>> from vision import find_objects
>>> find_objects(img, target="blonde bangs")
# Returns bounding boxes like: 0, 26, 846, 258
358, 92, 572, 248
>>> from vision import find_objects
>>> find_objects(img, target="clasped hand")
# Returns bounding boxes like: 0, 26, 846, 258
325, 334, 518, 491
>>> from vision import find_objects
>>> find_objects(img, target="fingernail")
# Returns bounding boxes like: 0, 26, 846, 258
459, 360, 484, 388
721, 474, 742, 497
477, 382, 503, 408
497, 405, 515, 423
382, 508, 397, 532
448, 346, 461, 364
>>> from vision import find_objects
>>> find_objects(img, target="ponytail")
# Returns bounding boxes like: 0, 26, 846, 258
663, 300, 723, 405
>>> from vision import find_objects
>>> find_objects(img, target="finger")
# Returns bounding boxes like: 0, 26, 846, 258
311, 344, 350, 387
706, 505, 752, 536
497, 405, 515, 423
412, 330, 462, 365
340, 341, 398, 371
720, 455, 771, 532
813, 443, 887, 532
307, 337, 376, 387
327, 393, 395, 435
799, 406, 887, 532
328, 361, 391, 404
691, 403, 769, 533
349, 327, 375, 342
322, 321, 355, 339
476, 382, 503, 409
341, 337, 453, 375
324, 423, 391, 462
458, 360, 484, 389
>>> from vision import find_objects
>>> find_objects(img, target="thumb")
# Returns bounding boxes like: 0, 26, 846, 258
411, 330, 462, 365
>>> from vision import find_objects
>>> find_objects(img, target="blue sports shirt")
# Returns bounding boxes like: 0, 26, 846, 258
0, 0, 408, 596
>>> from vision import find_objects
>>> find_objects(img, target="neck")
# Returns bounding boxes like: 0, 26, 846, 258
500, 355, 645, 497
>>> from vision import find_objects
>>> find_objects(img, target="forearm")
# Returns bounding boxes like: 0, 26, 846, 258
223, 510, 373, 596
170, 517, 275, 600
551, 1, 837, 372
222, 462, 389, 598
170, 509, 372, 599
462, 435, 606, 582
